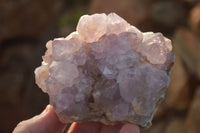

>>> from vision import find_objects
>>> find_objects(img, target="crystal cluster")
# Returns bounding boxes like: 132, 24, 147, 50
35, 13, 175, 127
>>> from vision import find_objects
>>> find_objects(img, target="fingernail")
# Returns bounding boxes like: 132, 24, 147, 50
45, 105, 52, 112
119, 124, 140, 133
41, 105, 52, 115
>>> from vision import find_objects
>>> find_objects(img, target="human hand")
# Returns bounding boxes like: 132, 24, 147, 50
13, 105, 140, 133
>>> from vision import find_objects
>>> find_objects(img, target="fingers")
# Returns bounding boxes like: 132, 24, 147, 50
68, 122, 102, 133
13, 104, 140, 133
13, 105, 67, 133
119, 124, 140, 133
100, 124, 122, 133
68, 122, 139, 133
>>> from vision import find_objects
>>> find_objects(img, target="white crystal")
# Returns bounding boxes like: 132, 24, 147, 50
77, 13, 107, 43
49, 61, 79, 88
137, 33, 170, 64
35, 13, 175, 127
106, 13, 130, 35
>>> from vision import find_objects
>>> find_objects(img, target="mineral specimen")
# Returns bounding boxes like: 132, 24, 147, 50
35, 13, 175, 127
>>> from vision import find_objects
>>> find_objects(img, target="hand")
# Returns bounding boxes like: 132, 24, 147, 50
13, 105, 140, 133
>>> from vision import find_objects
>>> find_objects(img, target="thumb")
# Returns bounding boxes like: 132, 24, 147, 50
13, 105, 66, 133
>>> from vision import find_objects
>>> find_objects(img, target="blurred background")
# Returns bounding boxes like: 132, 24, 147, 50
0, 0, 200, 133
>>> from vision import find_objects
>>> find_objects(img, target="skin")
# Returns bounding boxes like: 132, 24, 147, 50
13, 105, 140, 133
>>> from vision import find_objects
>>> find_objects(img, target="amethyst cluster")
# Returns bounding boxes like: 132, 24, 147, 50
35, 13, 175, 127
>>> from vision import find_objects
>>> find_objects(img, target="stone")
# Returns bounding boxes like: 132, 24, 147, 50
0, 43, 34, 104
0, 42, 48, 133
185, 87, 200, 133
189, 3, 200, 36
183, 0, 199, 3
35, 13, 175, 127
173, 28, 200, 79
165, 55, 191, 111
89, 0, 187, 32
151, 1, 187, 29
89, 0, 150, 31
165, 118, 185, 133
0, 0, 62, 42
153, 55, 191, 119
141, 121, 166, 133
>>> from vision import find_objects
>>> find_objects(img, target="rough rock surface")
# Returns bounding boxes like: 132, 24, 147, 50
89, 0, 187, 32
0, 0, 62, 42
185, 87, 200, 133
174, 28, 200, 79
35, 13, 175, 127
189, 3, 200, 36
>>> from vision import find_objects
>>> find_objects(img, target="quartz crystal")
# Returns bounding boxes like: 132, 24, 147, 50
35, 13, 175, 127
